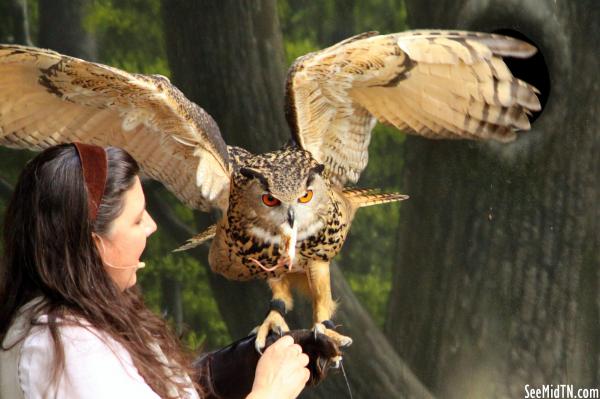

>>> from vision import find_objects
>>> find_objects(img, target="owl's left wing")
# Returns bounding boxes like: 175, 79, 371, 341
285, 30, 541, 186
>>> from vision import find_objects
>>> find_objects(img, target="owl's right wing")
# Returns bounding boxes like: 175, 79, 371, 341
0, 45, 230, 212
285, 30, 541, 187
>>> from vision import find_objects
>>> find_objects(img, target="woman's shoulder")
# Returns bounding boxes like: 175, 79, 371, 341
3, 299, 199, 399
4, 297, 125, 355
25, 315, 129, 358
14, 300, 162, 398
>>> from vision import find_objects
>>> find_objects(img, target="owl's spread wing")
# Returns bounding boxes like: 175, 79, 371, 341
285, 30, 542, 186
0, 45, 230, 211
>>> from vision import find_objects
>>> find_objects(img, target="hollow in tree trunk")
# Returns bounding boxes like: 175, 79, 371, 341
386, 1, 600, 397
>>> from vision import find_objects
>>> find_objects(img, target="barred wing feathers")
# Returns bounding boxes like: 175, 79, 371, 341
286, 30, 541, 186
0, 45, 230, 211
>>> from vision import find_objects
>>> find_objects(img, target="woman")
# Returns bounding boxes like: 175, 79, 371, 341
0, 143, 338, 398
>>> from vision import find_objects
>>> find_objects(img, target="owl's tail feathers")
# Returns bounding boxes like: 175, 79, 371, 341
173, 224, 217, 252
342, 188, 409, 208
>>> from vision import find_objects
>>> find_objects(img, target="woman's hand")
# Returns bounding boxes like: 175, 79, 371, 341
247, 335, 310, 399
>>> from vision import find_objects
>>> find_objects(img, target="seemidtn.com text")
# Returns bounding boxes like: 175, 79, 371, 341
524, 385, 599, 399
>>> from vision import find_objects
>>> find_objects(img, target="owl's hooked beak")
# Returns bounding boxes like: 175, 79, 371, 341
282, 206, 297, 268
287, 207, 295, 228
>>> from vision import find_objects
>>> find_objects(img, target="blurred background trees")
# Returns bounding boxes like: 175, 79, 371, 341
0, 0, 597, 398
0, 1, 420, 397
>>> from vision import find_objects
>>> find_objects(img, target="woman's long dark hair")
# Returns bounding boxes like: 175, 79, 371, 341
0, 144, 197, 398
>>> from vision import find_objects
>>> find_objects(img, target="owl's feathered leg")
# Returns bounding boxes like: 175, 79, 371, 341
254, 275, 294, 352
307, 260, 353, 348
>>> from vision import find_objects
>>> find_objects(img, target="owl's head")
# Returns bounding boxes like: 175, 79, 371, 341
230, 148, 329, 240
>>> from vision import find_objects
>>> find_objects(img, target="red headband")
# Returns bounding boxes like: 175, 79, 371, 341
73, 143, 108, 222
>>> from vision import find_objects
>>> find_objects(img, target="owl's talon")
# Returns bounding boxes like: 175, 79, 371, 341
273, 325, 284, 337
254, 310, 290, 354
313, 322, 325, 340
331, 355, 343, 368
313, 322, 353, 348
254, 341, 264, 355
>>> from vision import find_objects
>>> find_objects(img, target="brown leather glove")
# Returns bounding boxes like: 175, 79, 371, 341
194, 330, 342, 399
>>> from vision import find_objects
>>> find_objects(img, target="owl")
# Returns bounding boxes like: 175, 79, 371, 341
0, 30, 540, 351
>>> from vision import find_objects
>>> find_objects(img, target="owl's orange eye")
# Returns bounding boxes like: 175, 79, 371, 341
298, 190, 313, 203
262, 194, 281, 207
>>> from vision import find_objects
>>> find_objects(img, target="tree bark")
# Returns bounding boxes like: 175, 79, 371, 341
162, 0, 288, 151
161, 2, 433, 396
9, 0, 32, 45
386, 0, 599, 397
38, 0, 97, 60
0, 0, 31, 45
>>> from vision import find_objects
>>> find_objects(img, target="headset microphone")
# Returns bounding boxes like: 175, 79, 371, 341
104, 261, 146, 270
94, 233, 146, 270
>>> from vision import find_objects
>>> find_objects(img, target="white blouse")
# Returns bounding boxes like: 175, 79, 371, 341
0, 299, 200, 399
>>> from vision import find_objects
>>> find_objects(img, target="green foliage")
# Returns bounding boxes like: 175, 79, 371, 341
279, 0, 408, 64
0, 148, 36, 251
85, 0, 169, 75
140, 220, 231, 349
353, 0, 408, 33
336, 126, 405, 327
282, 37, 318, 66
0, 148, 36, 185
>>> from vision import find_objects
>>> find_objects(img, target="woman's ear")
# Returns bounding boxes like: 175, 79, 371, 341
92, 232, 106, 257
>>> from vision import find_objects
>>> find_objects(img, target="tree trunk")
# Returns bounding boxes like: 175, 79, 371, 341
161, 0, 288, 342
9, 0, 32, 45
386, 0, 599, 397
161, 2, 433, 396
38, 0, 97, 60
162, 0, 288, 151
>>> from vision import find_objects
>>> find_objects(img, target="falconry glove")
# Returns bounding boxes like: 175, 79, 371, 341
194, 330, 342, 399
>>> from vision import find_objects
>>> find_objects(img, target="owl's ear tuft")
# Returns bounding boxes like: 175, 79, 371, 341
307, 164, 325, 186
240, 167, 269, 189
311, 164, 325, 175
